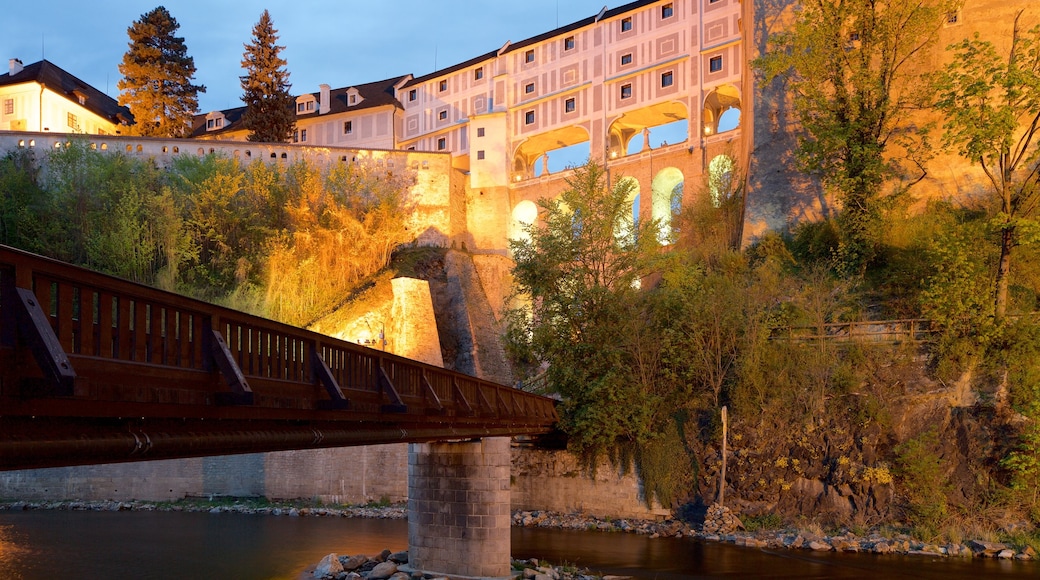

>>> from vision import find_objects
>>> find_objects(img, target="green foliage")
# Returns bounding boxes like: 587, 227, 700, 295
932, 12, 1040, 320
118, 6, 205, 137
0, 144, 416, 327
743, 513, 784, 532
507, 161, 663, 464
0, 149, 42, 247
755, 0, 957, 274
635, 422, 695, 508
895, 429, 950, 540
240, 10, 296, 143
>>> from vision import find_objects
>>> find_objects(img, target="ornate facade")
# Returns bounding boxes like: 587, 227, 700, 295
194, 0, 749, 253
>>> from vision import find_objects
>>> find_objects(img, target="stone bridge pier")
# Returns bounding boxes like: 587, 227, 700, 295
407, 437, 512, 578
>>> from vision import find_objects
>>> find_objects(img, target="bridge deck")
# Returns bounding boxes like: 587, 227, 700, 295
0, 245, 557, 470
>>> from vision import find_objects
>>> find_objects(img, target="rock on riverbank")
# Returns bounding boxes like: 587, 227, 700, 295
310, 550, 608, 580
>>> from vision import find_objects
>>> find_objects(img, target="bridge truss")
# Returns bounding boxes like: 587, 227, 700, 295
0, 245, 557, 470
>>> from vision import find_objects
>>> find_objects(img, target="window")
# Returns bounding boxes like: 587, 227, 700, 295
206, 117, 223, 130
477, 150, 485, 160
477, 127, 485, 137
293, 131, 299, 143
408, 89, 417, 101
621, 17, 632, 32
662, 3, 673, 18
349, 94, 357, 105
439, 110, 448, 121
565, 97, 575, 113
525, 49, 535, 63
525, 82, 535, 94
564, 36, 575, 51
2, 99, 12, 115
474, 67, 484, 80
525, 110, 535, 125
300, 129, 307, 142
67, 112, 79, 129
946, 10, 961, 25
344, 121, 353, 134
621, 84, 632, 99
297, 100, 314, 113
439, 79, 448, 92
437, 137, 447, 150
621, 53, 632, 66
661, 71, 674, 87
709, 56, 723, 73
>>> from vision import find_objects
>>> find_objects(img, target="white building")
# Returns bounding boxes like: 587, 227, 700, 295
0, 59, 131, 135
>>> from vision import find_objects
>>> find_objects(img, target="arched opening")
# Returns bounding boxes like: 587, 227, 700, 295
513, 125, 590, 180
608, 100, 689, 157
510, 200, 539, 248
652, 167, 684, 245
702, 85, 741, 137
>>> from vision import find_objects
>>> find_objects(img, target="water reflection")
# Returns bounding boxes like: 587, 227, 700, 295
0, 522, 35, 580
0, 510, 1037, 580
513, 526, 1040, 580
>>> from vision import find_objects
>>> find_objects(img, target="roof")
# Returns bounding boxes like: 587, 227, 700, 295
192, 74, 408, 139
400, 0, 661, 86
0, 59, 132, 124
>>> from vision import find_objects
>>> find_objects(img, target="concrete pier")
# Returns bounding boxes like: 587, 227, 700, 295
407, 437, 511, 578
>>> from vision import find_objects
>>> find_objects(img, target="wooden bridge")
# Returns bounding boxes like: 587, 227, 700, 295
0, 245, 558, 471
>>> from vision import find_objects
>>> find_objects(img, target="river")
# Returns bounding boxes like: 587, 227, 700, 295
0, 510, 1037, 579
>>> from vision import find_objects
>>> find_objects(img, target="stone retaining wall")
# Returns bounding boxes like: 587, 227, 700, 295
0, 445, 667, 520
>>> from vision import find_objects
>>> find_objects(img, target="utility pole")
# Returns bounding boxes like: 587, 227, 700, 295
719, 405, 728, 507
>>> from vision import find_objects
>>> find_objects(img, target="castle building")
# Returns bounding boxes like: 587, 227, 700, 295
2, 0, 1028, 253
194, 0, 749, 253
0, 59, 131, 135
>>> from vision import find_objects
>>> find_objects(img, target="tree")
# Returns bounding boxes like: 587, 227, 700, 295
933, 12, 1040, 322
756, 0, 958, 274
117, 6, 205, 138
506, 161, 662, 461
240, 10, 296, 143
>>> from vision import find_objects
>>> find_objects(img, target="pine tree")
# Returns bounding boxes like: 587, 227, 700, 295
117, 6, 205, 138
240, 10, 296, 143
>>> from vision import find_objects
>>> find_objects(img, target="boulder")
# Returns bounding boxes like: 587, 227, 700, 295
339, 555, 368, 571
369, 561, 398, 580
388, 551, 409, 564
968, 540, 1007, 557
313, 554, 344, 578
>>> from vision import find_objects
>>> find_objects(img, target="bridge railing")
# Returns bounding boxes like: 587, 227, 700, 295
0, 245, 557, 426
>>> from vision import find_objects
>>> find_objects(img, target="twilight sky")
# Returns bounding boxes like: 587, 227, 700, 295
1, 1, 618, 113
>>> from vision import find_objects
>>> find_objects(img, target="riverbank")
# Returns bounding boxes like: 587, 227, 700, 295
1, 498, 1035, 563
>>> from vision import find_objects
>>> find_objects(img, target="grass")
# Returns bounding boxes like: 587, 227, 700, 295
743, 513, 784, 532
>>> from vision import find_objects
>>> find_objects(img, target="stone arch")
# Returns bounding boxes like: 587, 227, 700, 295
608, 100, 689, 157
512, 125, 590, 180
651, 167, 684, 244
702, 84, 741, 136
509, 200, 539, 248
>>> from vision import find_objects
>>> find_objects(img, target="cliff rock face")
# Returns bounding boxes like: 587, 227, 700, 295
689, 363, 1015, 527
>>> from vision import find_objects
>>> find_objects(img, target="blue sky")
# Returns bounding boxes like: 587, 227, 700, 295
1, 1, 617, 113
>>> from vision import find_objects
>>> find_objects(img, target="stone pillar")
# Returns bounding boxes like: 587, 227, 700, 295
408, 437, 511, 578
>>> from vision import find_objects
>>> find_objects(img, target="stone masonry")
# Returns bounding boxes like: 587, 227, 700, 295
407, 437, 511, 578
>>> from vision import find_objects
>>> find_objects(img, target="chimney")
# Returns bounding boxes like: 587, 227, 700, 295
9, 58, 23, 76
319, 84, 331, 114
